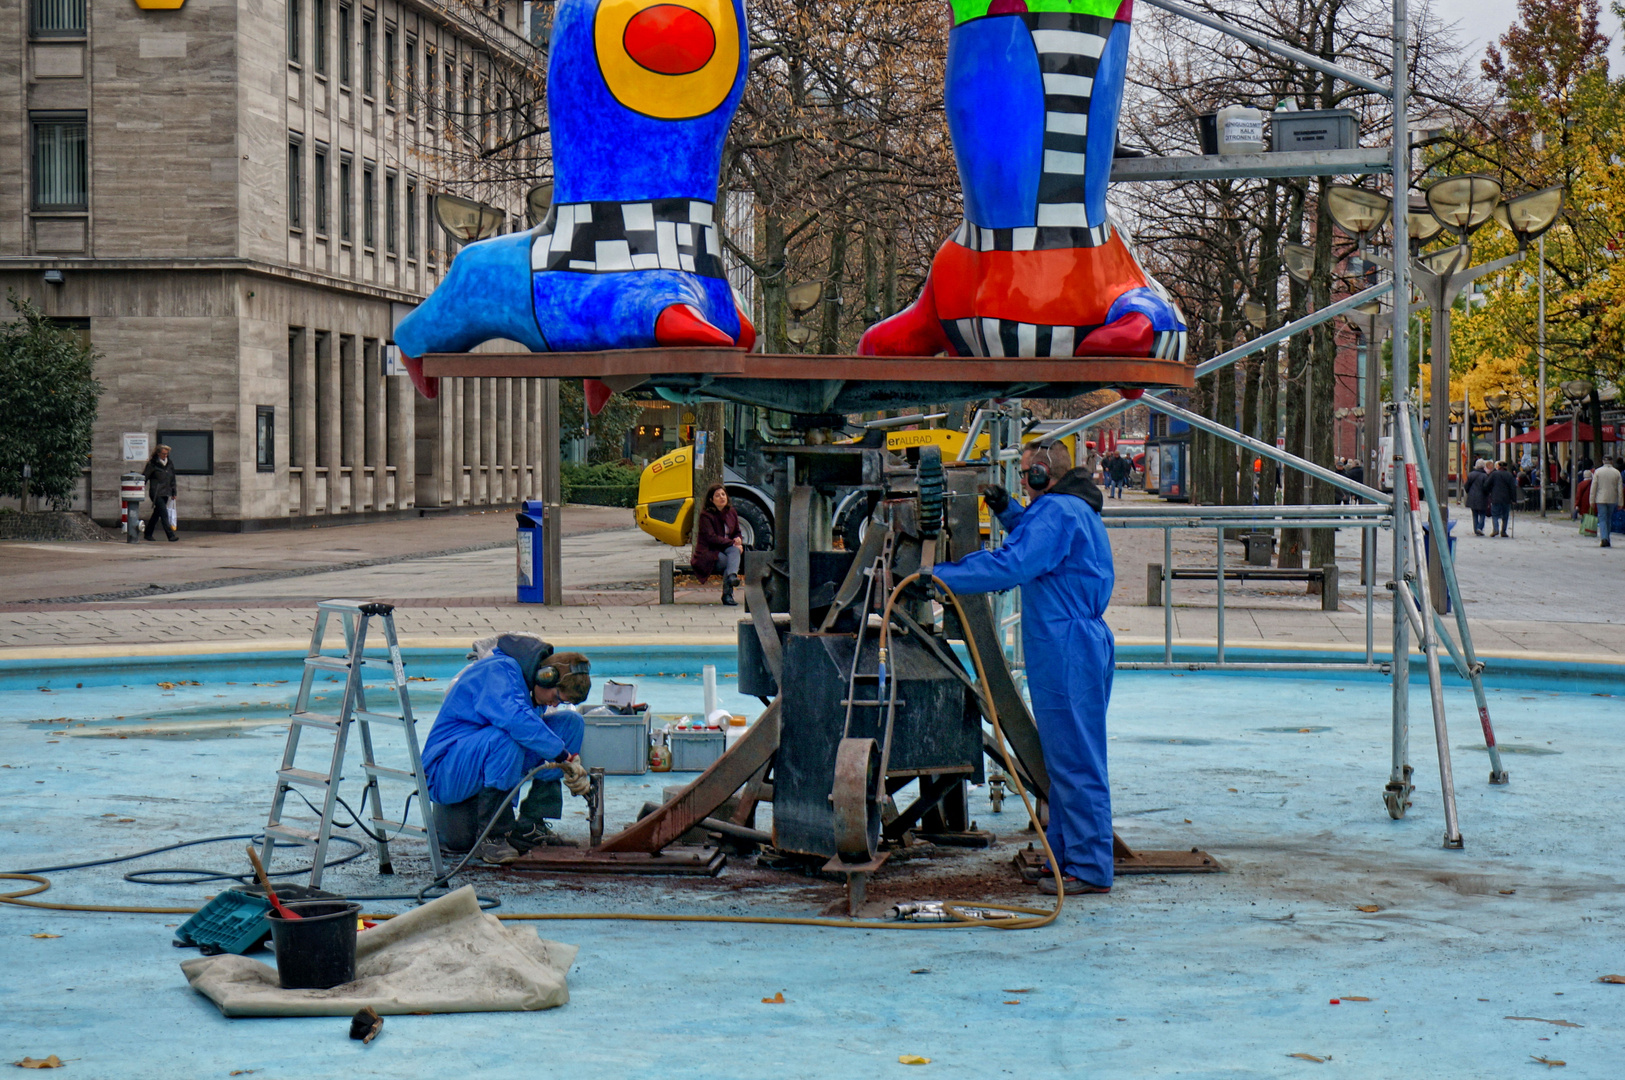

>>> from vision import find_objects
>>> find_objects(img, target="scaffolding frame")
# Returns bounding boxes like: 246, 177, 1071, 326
986, 0, 1511, 848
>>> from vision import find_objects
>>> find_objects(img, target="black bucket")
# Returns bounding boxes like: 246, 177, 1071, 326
266, 899, 362, 990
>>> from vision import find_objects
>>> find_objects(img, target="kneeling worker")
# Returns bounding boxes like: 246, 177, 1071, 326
422, 634, 594, 864
931, 440, 1116, 895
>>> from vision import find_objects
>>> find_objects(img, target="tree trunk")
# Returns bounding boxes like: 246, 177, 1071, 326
761, 211, 788, 354
1308, 176, 1338, 570
818, 220, 849, 355
695, 402, 725, 503
1242, 357, 1260, 505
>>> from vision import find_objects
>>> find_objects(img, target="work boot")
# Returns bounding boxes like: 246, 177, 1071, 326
510, 819, 578, 851
1037, 874, 1110, 896
721, 574, 738, 606
474, 839, 522, 865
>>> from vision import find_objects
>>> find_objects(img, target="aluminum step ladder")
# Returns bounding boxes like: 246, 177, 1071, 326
260, 600, 444, 888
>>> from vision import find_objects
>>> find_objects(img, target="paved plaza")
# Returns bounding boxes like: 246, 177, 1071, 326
1, 495, 1618, 662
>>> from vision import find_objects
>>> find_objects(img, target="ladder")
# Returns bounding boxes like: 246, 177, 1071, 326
260, 600, 444, 888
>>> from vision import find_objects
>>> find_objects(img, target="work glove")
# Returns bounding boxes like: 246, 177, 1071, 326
978, 483, 1010, 515
560, 755, 592, 798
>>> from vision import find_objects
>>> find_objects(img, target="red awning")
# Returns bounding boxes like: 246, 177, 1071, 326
1504, 421, 1621, 444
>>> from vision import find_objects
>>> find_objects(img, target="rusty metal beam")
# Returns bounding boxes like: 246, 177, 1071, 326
419, 349, 1194, 389
595, 699, 782, 853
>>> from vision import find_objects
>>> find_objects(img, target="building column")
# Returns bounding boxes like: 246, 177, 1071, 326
498, 379, 514, 503
450, 379, 466, 506
392, 370, 416, 509
343, 336, 364, 512
319, 331, 341, 515
517, 378, 532, 498
364, 338, 384, 510
482, 378, 498, 504
294, 327, 317, 517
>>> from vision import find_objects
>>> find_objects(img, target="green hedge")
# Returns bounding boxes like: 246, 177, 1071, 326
567, 484, 638, 508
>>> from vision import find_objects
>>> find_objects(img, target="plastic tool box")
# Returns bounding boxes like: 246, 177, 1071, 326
580, 709, 651, 775
669, 729, 726, 772
174, 890, 272, 955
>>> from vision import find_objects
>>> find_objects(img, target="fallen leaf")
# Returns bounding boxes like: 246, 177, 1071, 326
1499, 889, 1516, 895
14, 1058, 63, 1069
1184, 818, 1192, 823
1227, 787, 1239, 793
1598, 975, 1625, 984
30, 934, 61, 939
1298, 727, 1313, 733
1341, 996, 1372, 1002
1531, 1056, 1566, 1068
117, 818, 135, 823
407, 676, 435, 682
898, 1056, 931, 1065
1287, 1053, 1326, 1063
229, 1072, 258, 1077
1506, 1017, 1582, 1028
1004, 1000, 1020, 1005
1356, 905, 1380, 913
761, 992, 786, 1004
1002, 988, 1034, 993
909, 969, 930, 975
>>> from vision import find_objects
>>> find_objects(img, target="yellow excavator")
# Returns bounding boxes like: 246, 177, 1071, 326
634, 413, 1079, 550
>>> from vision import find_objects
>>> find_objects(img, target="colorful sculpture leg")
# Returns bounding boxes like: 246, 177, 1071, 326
860, 0, 1187, 360
394, 0, 755, 404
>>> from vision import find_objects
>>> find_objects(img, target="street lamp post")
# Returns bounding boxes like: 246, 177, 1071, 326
1343, 299, 1390, 585
1562, 379, 1594, 515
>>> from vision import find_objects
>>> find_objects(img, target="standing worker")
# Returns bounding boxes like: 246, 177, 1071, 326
1592, 457, 1621, 548
1106, 451, 1131, 500
931, 441, 1116, 895
142, 443, 178, 542
422, 634, 594, 864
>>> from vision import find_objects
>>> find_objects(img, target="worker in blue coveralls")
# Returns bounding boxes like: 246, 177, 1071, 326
423, 634, 593, 865
931, 440, 1116, 895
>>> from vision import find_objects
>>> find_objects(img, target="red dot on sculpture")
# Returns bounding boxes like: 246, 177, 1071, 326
624, 5, 716, 76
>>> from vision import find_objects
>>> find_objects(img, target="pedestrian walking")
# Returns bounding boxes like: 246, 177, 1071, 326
1106, 451, 1130, 499
1592, 457, 1622, 549
1464, 459, 1491, 536
1488, 461, 1518, 538
692, 482, 744, 605
142, 444, 179, 542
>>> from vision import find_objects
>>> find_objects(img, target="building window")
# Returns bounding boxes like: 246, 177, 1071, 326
287, 139, 303, 230
444, 61, 454, 115
31, 112, 87, 210
314, 146, 329, 234
425, 49, 436, 113
313, 0, 327, 74
362, 15, 375, 96
339, 154, 353, 240
157, 430, 215, 476
406, 178, 418, 258
405, 38, 417, 115
478, 75, 490, 146
256, 407, 276, 472
31, 0, 85, 36
288, 0, 302, 63
383, 25, 396, 106
338, 3, 352, 86
363, 163, 375, 248
385, 170, 398, 255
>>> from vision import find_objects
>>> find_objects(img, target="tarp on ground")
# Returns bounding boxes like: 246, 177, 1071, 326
180, 886, 577, 1017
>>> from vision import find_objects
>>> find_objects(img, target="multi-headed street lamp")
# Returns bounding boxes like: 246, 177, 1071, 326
1326, 177, 1564, 611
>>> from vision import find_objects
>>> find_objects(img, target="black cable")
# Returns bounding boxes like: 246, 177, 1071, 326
6, 833, 367, 887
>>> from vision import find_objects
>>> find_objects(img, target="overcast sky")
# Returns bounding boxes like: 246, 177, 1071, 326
1430, 0, 1625, 74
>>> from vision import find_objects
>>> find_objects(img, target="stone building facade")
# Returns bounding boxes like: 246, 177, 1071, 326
1, 0, 555, 526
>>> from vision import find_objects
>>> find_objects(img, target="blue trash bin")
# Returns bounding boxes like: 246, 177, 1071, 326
1420, 520, 1456, 614
516, 499, 547, 604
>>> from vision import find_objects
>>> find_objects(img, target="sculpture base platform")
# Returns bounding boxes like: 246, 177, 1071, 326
419, 348, 1193, 415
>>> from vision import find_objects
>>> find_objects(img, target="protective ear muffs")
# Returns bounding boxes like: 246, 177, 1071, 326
1023, 441, 1056, 491
536, 660, 592, 688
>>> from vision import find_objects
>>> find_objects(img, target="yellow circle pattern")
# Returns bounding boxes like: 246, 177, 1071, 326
594, 0, 740, 120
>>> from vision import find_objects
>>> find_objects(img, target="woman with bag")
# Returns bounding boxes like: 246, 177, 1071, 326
693, 483, 744, 606
142, 444, 179, 542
